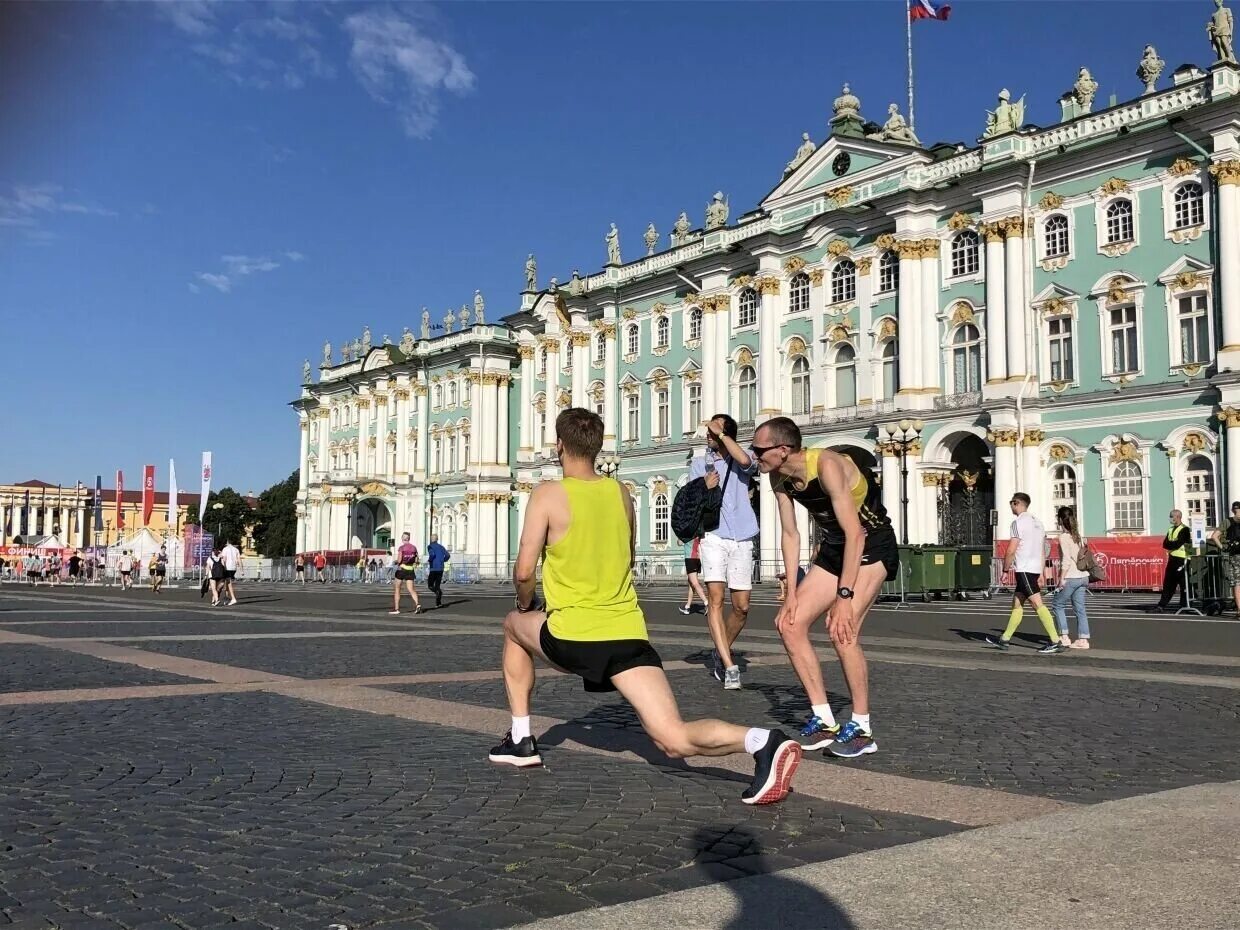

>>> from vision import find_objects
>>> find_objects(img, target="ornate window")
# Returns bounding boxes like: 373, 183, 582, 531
687, 379, 702, 428
458, 511, 468, 554
590, 382, 604, 418
536, 402, 547, 447
737, 365, 757, 424
538, 346, 547, 376
789, 356, 811, 415
830, 260, 856, 305
625, 392, 639, 440
1044, 215, 1070, 257
788, 273, 810, 314
1111, 460, 1145, 531
877, 250, 899, 293
1173, 183, 1205, 229
1051, 463, 1078, 514
442, 513, 454, 551
432, 437, 442, 473
447, 381, 457, 406
1106, 199, 1134, 244
410, 434, 418, 469
879, 339, 898, 400
687, 307, 702, 341
738, 288, 759, 327
654, 387, 669, 437
1177, 293, 1211, 366
655, 316, 670, 349
595, 331, 606, 362
950, 323, 983, 393
1107, 305, 1139, 375
446, 432, 457, 472
626, 323, 639, 356
1184, 454, 1217, 525
331, 408, 339, 429
949, 231, 980, 277
832, 344, 857, 408
461, 429, 471, 469
433, 384, 442, 408
653, 493, 670, 544
463, 378, 471, 404
1048, 316, 1075, 382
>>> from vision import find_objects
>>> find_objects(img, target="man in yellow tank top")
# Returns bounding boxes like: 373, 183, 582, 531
489, 408, 802, 805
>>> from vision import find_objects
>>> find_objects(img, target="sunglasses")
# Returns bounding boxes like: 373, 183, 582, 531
751, 444, 787, 458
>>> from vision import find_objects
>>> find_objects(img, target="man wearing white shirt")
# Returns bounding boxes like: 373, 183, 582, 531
986, 493, 1063, 654
219, 540, 241, 607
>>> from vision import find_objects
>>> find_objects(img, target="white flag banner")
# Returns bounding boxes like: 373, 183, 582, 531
199, 452, 212, 522
168, 458, 178, 532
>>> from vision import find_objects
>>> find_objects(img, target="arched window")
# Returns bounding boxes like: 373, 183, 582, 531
654, 386, 669, 436
538, 346, 547, 376
738, 288, 759, 327
687, 307, 703, 341
595, 332, 606, 362
1106, 199, 1134, 243
655, 316, 670, 348
433, 384, 442, 408
535, 398, 547, 447
1044, 215, 1070, 257
442, 513, 455, 551
447, 432, 457, 472
950, 231, 980, 277
653, 493, 670, 544
830, 260, 856, 305
832, 344, 857, 408
790, 356, 811, 415
458, 511, 468, 555
1174, 183, 1205, 229
463, 377, 472, 404
1051, 463, 1077, 514
432, 437, 442, 473
687, 378, 702, 426
626, 323, 639, 356
1111, 460, 1144, 530
447, 381, 457, 406
591, 385, 605, 417
1184, 454, 1216, 525
461, 429, 471, 469
737, 365, 757, 423
951, 323, 983, 393
878, 250, 899, 293
879, 339, 898, 400
331, 408, 339, 429
625, 391, 639, 440
788, 273, 810, 314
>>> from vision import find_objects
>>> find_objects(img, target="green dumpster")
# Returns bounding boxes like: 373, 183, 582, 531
897, 545, 924, 600
918, 546, 957, 601
956, 546, 992, 599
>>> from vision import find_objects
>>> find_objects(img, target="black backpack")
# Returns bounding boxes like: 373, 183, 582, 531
1226, 520, 1240, 554
671, 457, 733, 543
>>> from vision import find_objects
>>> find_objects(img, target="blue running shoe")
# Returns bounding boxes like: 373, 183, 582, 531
798, 715, 840, 751
827, 720, 878, 758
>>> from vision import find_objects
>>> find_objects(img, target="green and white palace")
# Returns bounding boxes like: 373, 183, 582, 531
293, 31, 1240, 579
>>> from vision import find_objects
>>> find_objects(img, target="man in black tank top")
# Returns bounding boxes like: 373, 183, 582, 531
751, 416, 898, 760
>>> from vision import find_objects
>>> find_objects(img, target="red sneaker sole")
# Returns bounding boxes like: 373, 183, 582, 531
746, 742, 802, 805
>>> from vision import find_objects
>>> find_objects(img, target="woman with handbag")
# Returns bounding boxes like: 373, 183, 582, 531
390, 532, 424, 616
206, 547, 226, 607
1052, 507, 1091, 649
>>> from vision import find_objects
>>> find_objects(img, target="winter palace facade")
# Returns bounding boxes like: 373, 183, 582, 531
294, 44, 1240, 578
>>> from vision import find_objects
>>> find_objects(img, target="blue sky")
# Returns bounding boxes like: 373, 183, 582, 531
0, 0, 1196, 493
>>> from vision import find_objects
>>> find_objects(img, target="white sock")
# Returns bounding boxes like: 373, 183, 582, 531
812, 703, 836, 728
511, 716, 531, 741
851, 713, 871, 734
744, 727, 770, 755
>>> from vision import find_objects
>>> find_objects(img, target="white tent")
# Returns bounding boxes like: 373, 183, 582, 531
28, 534, 68, 551
106, 528, 183, 576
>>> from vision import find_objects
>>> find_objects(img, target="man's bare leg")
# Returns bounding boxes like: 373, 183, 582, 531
725, 588, 750, 649
829, 561, 888, 718
705, 581, 736, 669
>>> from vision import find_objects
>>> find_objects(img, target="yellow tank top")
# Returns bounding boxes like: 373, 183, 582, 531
544, 477, 648, 642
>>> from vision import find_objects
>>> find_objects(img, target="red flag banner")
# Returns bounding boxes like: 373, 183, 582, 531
142, 464, 155, 527
116, 470, 124, 531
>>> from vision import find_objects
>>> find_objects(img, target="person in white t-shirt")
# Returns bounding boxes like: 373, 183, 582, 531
118, 551, 134, 591
218, 541, 241, 606
986, 492, 1064, 655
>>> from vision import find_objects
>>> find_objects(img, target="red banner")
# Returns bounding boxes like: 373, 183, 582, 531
116, 469, 124, 531
142, 464, 155, 527
996, 535, 1171, 591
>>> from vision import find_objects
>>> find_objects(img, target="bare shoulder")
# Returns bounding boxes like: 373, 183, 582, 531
530, 480, 567, 506
816, 448, 855, 487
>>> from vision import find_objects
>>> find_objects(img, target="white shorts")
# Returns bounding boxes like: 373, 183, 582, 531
699, 534, 754, 591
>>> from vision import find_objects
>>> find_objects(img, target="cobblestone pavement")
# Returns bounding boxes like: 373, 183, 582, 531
2, 585, 1238, 929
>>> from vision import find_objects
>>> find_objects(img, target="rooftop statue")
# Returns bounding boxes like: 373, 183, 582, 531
420, 308, 430, 340
524, 253, 537, 291
361, 325, 372, 355
400, 327, 415, 354
1210, 0, 1236, 64
474, 289, 485, 324
1137, 44, 1165, 94
983, 88, 1025, 138
644, 222, 659, 255
444, 307, 455, 334
784, 132, 817, 176
302, 359, 312, 385
460, 303, 470, 327
342, 341, 353, 363
671, 211, 692, 246
1073, 66, 1099, 112
321, 340, 332, 367
605, 223, 621, 265
568, 269, 585, 296
705, 191, 729, 230
873, 103, 919, 145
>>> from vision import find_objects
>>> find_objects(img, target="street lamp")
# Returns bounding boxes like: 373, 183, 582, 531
424, 477, 440, 544
884, 419, 924, 546
211, 502, 224, 542
598, 453, 621, 477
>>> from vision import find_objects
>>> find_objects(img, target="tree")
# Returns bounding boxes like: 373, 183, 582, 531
253, 470, 299, 557
185, 487, 254, 549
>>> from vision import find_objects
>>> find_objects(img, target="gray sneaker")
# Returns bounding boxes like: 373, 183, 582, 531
723, 666, 742, 690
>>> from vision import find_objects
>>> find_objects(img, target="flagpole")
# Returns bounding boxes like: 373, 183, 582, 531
906, 0, 916, 133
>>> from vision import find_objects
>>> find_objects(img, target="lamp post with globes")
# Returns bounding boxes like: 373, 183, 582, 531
884, 419, 924, 545
598, 453, 621, 478
424, 477, 440, 545
211, 502, 224, 543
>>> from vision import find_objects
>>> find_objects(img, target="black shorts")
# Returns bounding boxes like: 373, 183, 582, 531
222, 569, 236, 580
394, 567, 417, 581
120, 570, 131, 577
814, 526, 899, 581
684, 558, 701, 574
296, 565, 304, 573
539, 621, 662, 693
156, 567, 166, 577
1014, 572, 1042, 596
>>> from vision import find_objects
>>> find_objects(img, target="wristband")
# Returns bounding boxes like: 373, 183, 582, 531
515, 597, 541, 613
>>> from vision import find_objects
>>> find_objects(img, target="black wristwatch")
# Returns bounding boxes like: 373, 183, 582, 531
837, 586, 854, 600
515, 597, 541, 613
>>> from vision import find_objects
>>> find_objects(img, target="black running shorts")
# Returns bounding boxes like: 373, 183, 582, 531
539, 621, 663, 693
814, 526, 899, 582
684, 558, 702, 574
394, 567, 416, 581
1014, 572, 1042, 596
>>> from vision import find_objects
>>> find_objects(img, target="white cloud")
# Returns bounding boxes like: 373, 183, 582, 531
0, 183, 117, 239
284, 250, 305, 262
344, 9, 474, 139
222, 254, 280, 275
153, 0, 216, 37
191, 251, 304, 295
197, 272, 233, 293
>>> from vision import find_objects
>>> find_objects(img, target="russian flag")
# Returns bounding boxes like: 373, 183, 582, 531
910, 0, 951, 21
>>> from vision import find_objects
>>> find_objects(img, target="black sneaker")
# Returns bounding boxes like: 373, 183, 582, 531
1036, 642, 1065, 655
985, 635, 1009, 651
710, 649, 724, 682
488, 732, 542, 767
741, 730, 802, 805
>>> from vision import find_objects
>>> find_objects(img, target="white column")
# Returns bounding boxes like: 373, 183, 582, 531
1018, 429, 1043, 516
920, 240, 941, 394
357, 394, 371, 477
381, 393, 395, 480
416, 385, 429, 474
992, 431, 1018, 540
700, 301, 717, 416
317, 409, 329, 477
810, 279, 827, 412
897, 242, 921, 392
1216, 170, 1240, 366
544, 337, 561, 450
518, 346, 534, 454
496, 376, 510, 466
880, 447, 902, 542
481, 496, 497, 576
395, 381, 410, 479
905, 447, 924, 542
758, 473, 777, 578
516, 485, 531, 539
983, 225, 1008, 384
1004, 220, 1027, 379
758, 279, 780, 420
496, 496, 511, 574
298, 418, 310, 492
571, 332, 587, 407
603, 325, 618, 445
856, 258, 875, 403
1227, 415, 1240, 506
715, 296, 731, 419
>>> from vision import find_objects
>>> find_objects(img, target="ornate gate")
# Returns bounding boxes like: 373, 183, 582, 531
936, 468, 994, 547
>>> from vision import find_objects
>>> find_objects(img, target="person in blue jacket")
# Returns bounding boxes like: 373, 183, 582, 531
425, 535, 451, 608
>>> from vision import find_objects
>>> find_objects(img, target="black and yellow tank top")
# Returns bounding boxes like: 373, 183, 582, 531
772, 448, 890, 543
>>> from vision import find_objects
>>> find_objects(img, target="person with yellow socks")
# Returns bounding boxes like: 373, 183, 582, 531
986, 492, 1065, 655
